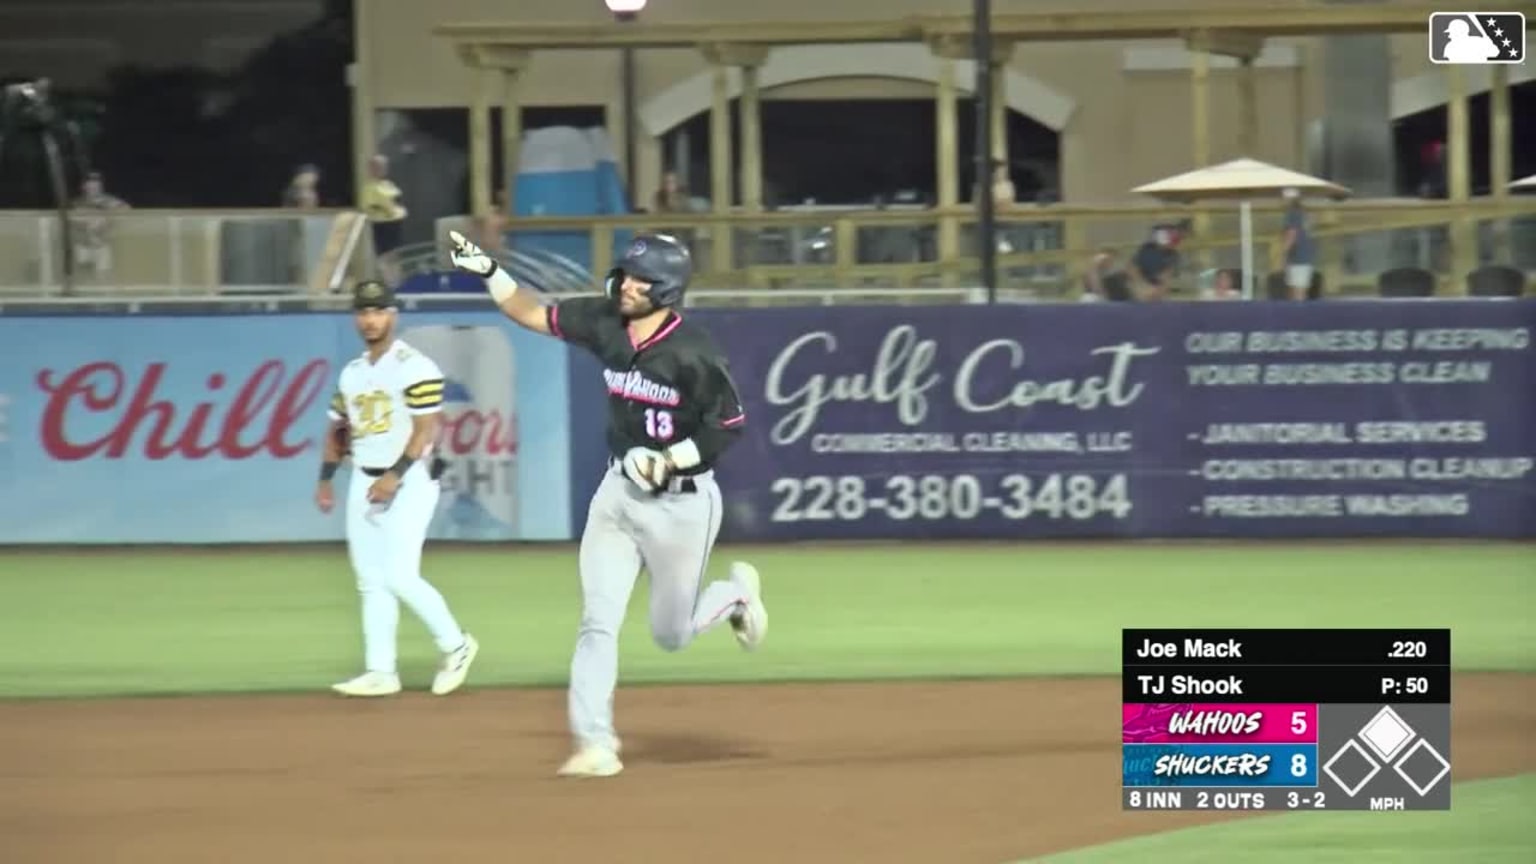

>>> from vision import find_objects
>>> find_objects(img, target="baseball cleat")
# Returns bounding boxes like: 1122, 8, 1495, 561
332, 671, 402, 697
431, 633, 480, 696
557, 745, 624, 778
728, 561, 768, 651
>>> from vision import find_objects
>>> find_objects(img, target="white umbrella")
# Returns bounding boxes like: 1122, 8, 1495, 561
1132, 158, 1352, 300
1511, 174, 1536, 190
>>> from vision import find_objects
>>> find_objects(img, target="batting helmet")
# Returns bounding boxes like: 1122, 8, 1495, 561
606, 233, 692, 309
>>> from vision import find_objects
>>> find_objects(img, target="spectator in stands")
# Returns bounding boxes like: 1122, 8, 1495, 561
969, 160, 1016, 207
70, 172, 129, 283
1198, 268, 1240, 300
991, 160, 1016, 208
974, 161, 1023, 259
283, 164, 321, 209
1278, 187, 1315, 300
361, 154, 407, 255
1129, 224, 1181, 301
652, 170, 690, 214
1080, 246, 1120, 302
649, 170, 697, 253
1418, 140, 1446, 198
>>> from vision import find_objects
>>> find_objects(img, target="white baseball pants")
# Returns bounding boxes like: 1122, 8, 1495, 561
567, 467, 750, 750
345, 462, 466, 673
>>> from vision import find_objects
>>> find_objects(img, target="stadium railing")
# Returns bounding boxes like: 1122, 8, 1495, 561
445, 198, 1533, 300
411, 204, 1533, 303
3, 198, 1533, 303
0, 209, 369, 300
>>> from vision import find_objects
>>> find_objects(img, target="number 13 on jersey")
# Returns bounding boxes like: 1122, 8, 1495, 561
644, 408, 674, 441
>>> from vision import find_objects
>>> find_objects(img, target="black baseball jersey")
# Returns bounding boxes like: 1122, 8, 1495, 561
547, 296, 746, 473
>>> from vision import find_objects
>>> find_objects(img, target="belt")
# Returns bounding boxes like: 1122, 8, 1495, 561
609, 457, 702, 494
361, 457, 448, 480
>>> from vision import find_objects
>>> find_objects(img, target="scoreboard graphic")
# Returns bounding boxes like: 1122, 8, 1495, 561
1122, 629, 1451, 811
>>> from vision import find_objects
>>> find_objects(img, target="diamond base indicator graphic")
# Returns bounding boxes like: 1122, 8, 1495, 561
1359, 706, 1416, 762
1122, 629, 1451, 811
1318, 703, 1452, 807
1395, 739, 1453, 797
1322, 740, 1381, 797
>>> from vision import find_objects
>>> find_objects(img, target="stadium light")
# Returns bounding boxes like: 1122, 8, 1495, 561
604, 0, 647, 22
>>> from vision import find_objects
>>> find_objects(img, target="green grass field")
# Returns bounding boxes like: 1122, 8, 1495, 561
0, 542, 1532, 698
2, 541, 1532, 860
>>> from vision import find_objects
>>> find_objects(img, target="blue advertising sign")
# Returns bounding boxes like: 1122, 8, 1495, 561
0, 312, 573, 543
694, 300, 1536, 540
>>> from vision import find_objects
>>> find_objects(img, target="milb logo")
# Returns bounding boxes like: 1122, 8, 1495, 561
1428, 12, 1525, 64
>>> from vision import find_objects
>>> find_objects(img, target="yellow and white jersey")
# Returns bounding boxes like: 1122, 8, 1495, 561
328, 339, 444, 468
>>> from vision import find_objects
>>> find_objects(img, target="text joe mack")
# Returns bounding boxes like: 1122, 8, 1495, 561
1134, 638, 1243, 659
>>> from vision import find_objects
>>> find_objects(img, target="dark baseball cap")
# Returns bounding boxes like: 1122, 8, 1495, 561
352, 279, 396, 310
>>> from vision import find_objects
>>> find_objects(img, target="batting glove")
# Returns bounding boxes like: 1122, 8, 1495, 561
620, 446, 670, 493
448, 230, 497, 277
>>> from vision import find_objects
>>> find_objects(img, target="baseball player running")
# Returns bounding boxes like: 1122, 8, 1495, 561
448, 230, 767, 778
316, 279, 480, 698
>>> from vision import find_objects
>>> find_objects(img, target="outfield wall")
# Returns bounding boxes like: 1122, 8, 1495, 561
3, 299, 1533, 543
0, 313, 573, 543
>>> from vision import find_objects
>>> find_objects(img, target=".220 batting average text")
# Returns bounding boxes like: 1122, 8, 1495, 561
770, 473, 1132, 523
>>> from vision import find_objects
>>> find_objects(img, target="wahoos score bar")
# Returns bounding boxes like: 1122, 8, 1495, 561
1122, 629, 1452, 812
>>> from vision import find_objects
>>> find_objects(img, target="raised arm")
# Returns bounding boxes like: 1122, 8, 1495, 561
448, 230, 550, 334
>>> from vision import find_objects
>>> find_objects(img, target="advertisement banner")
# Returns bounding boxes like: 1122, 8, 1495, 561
695, 300, 1536, 540
0, 312, 573, 543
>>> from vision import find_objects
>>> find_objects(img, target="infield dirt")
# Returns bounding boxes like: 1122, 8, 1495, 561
3, 674, 1532, 863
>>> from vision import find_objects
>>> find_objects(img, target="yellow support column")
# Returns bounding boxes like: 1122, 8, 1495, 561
689, 44, 769, 275
1489, 63, 1511, 263
350, 0, 376, 208
989, 41, 1012, 170
496, 51, 529, 213
698, 44, 760, 273
712, 62, 733, 271
1237, 57, 1258, 157
930, 37, 963, 287
737, 59, 764, 279
734, 49, 770, 212
459, 46, 495, 221
1184, 30, 1264, 268
1189, 47, 1212, 253
1190, 48, 1211, 168
1447, 64, 1474, 293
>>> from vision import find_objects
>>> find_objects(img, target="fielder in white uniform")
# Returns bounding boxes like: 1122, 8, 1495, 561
316, 279, 480, 697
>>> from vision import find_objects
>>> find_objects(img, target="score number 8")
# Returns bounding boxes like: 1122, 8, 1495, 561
1288, 711, 1309, 777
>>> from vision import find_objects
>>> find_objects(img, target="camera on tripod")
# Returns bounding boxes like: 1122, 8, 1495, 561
1, 76, 92, 291
2, 78, 60, 128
